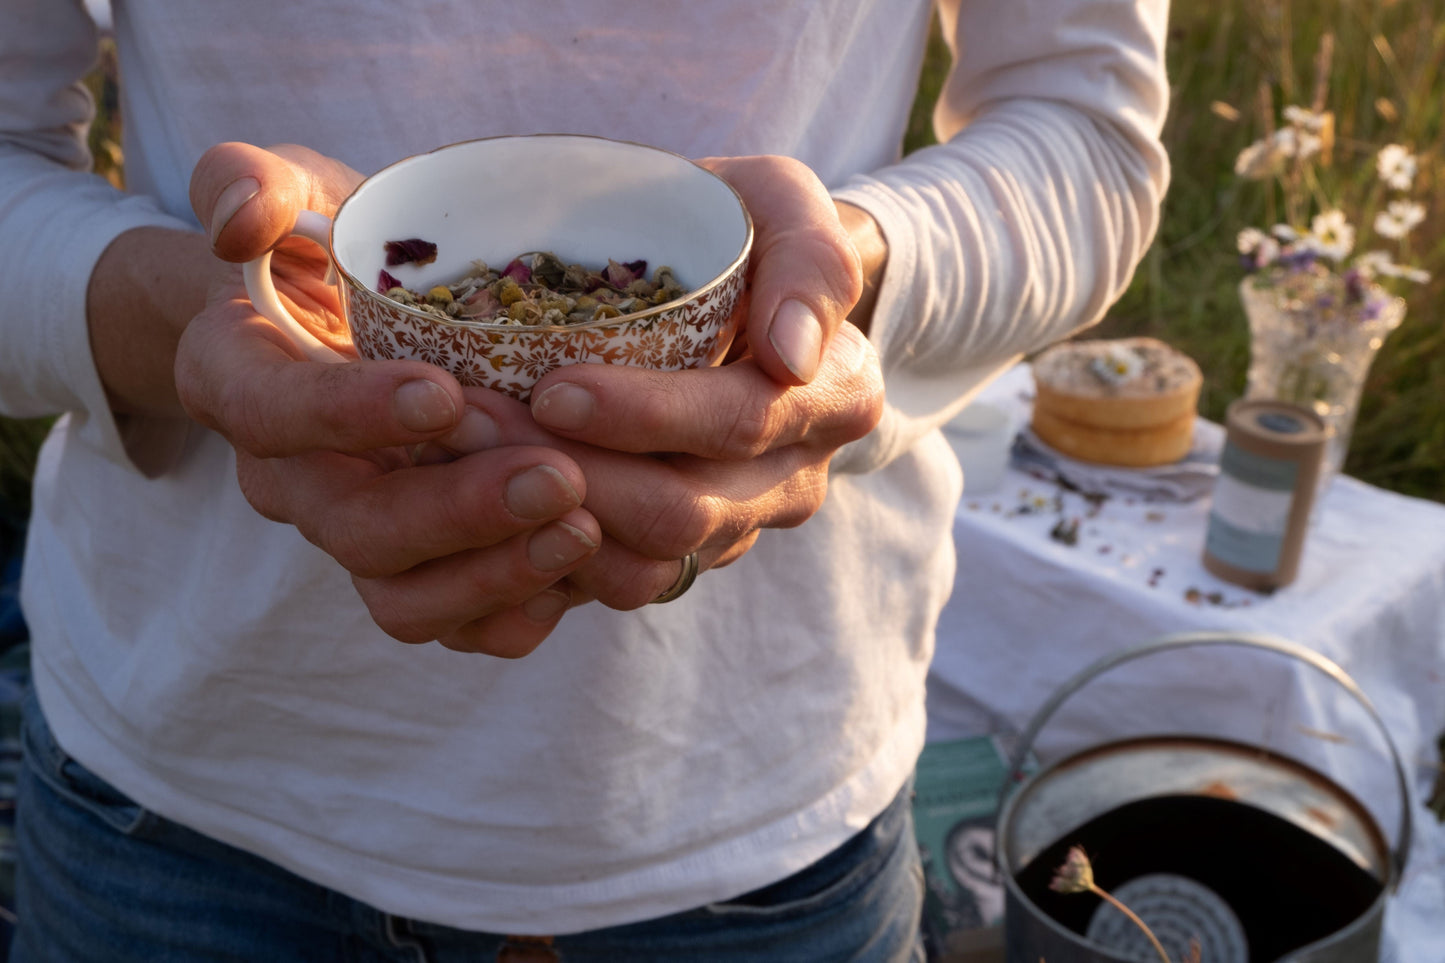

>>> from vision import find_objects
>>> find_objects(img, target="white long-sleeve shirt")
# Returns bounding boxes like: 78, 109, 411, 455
0, 0, 1168, 933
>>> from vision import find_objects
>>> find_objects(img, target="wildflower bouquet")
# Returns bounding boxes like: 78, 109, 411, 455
1234, 128, 1428, 322
1230, 37, 1430, 325
1225, 34, 1430, 481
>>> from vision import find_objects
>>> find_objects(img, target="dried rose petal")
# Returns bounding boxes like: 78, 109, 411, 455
605, 258, 646, 289
378, 269, 403, 292
502, 258, 532, 284
459, 288, 502, 319
384, 238, 438, 267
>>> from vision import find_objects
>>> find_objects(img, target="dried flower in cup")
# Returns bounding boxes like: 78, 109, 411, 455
1049, 845, 1188, 963
377, 247, 689, 327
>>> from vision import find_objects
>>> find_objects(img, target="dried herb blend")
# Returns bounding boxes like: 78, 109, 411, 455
378, 242, 687, 326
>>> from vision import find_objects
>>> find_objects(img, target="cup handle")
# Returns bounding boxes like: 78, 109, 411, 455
241, 209, 348, 363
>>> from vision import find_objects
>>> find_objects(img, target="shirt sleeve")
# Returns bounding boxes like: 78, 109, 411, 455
829, 0, 1170, 475
0, 0, 197, 465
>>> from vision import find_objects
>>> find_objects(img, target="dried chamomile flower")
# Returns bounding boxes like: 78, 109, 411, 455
1049, 845, 1095, 894
375, 241, 691, 326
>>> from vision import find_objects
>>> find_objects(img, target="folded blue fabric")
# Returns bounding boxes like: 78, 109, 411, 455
1010, 426, 1222, 503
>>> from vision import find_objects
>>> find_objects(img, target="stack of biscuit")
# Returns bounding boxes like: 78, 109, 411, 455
1029, 337, 1203, 468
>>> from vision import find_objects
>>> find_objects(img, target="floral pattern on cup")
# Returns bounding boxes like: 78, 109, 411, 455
346, 260, 747, 401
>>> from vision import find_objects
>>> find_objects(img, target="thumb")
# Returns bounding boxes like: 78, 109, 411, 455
188, 142, 362, 263
698, 155, 864, 386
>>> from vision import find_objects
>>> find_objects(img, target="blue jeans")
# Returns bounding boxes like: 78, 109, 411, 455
12, 685, 923, 962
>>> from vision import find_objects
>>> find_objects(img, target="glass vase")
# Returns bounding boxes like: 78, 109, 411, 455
1239, 276, 1405, 493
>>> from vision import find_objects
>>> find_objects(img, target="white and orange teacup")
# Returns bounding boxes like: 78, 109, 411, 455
244, 134, 753, 400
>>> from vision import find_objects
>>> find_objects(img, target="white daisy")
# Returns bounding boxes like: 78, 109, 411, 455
1237, 227, 1279, 266
1309, 210, 1355, 262
1354, 250, 1396, 279
1271, 127, 1298, 157
1089, 345, 1145, 385
1263, 126, 1321, 160
1282, 105, 1328, 132
1373, 199, 1426, 240
1358, 252, 1431, 284
1376, 144, 1418, 191
1234, 137, 1286, 180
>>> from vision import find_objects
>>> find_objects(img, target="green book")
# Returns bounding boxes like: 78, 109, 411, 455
912, 734, 1033, 957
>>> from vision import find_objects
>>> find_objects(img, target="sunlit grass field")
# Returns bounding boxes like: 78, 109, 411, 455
1, 0, 1442, 565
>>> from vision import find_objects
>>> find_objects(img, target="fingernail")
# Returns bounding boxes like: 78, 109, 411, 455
209, 177, 261, 248
439, 406, 500, 454
505, 465, 581, 520
531, 383, 595, 432
527, 522, 597, 572
392, 380, 457, 433
522, 586, 572, 622
769, 299, 822, 383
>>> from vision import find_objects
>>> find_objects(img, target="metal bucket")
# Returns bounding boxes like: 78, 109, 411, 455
996, 632, 1411, 962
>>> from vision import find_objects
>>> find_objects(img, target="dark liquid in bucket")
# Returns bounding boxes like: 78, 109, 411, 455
1014, 795, 1382, 960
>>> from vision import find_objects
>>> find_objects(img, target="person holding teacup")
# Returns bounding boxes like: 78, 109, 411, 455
0, 0, 1168, 958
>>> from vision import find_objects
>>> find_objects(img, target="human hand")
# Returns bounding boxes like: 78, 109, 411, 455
183, 142, 602, 657
423, 155, 887, 608
698, 155, 870, 384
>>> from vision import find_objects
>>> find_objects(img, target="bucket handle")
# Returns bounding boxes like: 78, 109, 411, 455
999, 630, 1412, 888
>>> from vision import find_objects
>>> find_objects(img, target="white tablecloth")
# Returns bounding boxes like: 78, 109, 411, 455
926, 363, 1445, 962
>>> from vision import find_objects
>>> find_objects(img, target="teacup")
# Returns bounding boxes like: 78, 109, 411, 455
243, 134, 753, 400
